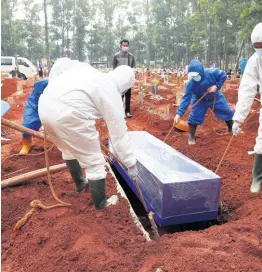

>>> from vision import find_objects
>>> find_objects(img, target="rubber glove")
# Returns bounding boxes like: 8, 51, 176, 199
128, 163, 138, 180
174, 114, 181, 124
232, 121, 242, 135
208, 85, 217, 93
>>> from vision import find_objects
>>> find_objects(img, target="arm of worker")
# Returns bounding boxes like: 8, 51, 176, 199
94, 90, 136, 168
233, 57, 259, 124
131, 56, 136, 69
176, 80, 194, 117
214, 69, 227, 90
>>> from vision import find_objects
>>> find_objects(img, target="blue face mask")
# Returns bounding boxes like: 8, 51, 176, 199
255, 48, 262, 57
192, 75, 201, 82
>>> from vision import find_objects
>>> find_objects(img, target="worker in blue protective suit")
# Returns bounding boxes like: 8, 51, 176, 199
174, 60, 234, 145
19, 79, 48, 155
239, 58, 247, 75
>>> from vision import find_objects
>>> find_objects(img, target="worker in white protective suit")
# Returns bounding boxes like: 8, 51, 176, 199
232, 22, 262, 194
38, 58, 137, 210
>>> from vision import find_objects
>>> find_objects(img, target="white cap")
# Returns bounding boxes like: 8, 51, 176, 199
251, 23, 262, 44
188, 72, 199, 77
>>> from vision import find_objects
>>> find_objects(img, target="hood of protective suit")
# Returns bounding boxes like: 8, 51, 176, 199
241, 58, 247, 63
49, 57, 78, 82
108, 65, 135, 94
188, 60, 205, 77
251, 23, 262, 44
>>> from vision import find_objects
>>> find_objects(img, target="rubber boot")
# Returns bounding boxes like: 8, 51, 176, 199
250, 154, 262, 193
188, 124, 197, 145
19, 137, 32, 155
89, 179, 118, 210
225, 120, 233, 133
65, 159, 88, 193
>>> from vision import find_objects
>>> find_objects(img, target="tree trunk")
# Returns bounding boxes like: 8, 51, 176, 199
235, 40, 244, 73
61, 2, 65, 56
214, 25, 218, 67
44, 0, 50, 72
223, 30, 228, 71
145, 0, 151, 66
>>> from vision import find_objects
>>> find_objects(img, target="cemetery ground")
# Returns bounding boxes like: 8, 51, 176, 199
1, 76, 262, 272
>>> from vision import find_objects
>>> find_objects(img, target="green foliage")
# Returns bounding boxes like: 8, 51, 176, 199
1, 0, 261, 67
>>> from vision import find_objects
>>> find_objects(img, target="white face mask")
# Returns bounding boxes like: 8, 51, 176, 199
122, 46, 129, 52
255, 48, 262, 57
192, 75, 201, 82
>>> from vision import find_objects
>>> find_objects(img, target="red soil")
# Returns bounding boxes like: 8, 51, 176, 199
1, 79, 262, 272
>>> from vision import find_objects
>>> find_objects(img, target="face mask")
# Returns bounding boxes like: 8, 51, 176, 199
255, 48, 262, 57
192, 75, 201, 82
122, 46, 129, 52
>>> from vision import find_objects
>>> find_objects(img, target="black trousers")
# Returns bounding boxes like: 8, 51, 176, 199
122, 88, 131, 113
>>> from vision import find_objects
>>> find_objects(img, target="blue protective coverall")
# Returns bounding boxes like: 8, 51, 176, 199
176, 60, 234, 125
240, 58, 247, 75
22, 79, 48, 138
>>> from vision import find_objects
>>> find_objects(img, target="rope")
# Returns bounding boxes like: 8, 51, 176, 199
215, 103, 261, 175
14, 130, 71, 230
1, 144, 54, 164
100, 141, 160, 241
164, 90, 210, 143
215, 135, 234, 174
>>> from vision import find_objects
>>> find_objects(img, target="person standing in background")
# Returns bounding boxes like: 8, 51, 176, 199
113, 39, 136, 118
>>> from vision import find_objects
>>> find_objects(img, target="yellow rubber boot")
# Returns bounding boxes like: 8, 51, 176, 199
19, 137, 32, 155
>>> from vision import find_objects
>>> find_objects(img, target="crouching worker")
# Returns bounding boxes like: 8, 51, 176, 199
174, 60, 234, 145
38, 58, 138, 210
19, 79, 48, 154
19, 59, 74, 155
232, 22, 262, 194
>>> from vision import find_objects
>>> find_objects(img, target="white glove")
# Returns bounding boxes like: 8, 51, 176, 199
39, 126, 45, 133
174, 114, 181, 124
208, 85, 217, 93
232, 121, 242, 136
128, 163, 138, 180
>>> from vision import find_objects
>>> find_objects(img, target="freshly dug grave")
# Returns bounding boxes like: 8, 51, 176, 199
1, 81, 262, 272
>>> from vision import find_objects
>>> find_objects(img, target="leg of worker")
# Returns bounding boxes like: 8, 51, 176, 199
20, 119, 42, 155
212, 93, 234, 132
188, 100, 209, 145
77, 121, 118, 209
125, 88, 132, 117
251, 112, 262, 193
251, 154, 262, 193
65, 159, 88, 193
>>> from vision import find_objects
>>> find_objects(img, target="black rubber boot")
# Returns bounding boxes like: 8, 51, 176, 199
65, 159, 88, 193
251, 154, 262, 193
225, 120, 233, 132
89, 179, 118, 210
188, 124, 197, 145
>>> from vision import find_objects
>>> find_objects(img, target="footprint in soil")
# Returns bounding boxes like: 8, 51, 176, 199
31, 146, 44, 152
3, 166, 15, 172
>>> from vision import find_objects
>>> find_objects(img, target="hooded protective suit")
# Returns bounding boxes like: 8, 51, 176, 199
22, 79, 48, 138
38, 61, 136, 180
22, 57, 77, 138
240, 58, 247, 75
233, 22, 262, 154
176, 60, 234, 125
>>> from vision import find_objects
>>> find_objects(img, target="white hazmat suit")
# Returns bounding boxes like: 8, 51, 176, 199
233, 22, 262, 193
39, 60, 136, 181
233, 23, 262, 154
